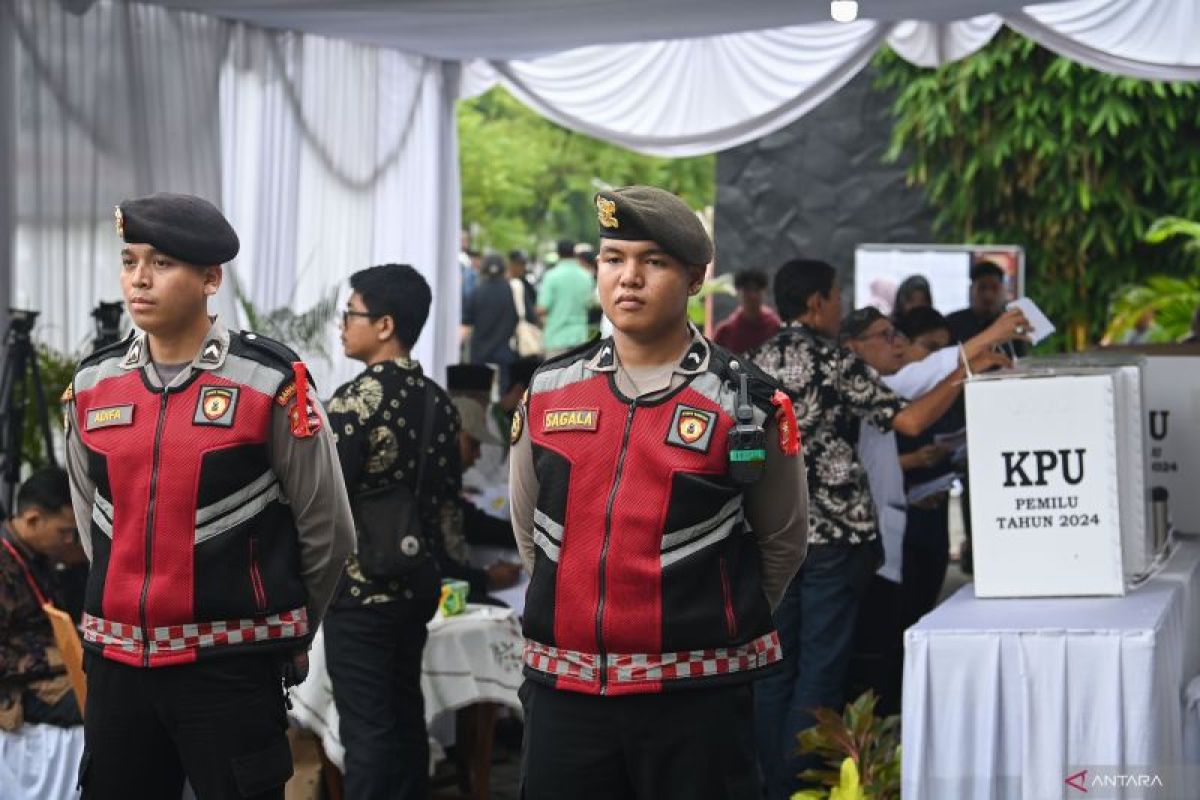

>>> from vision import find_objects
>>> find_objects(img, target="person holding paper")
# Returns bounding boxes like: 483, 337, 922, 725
837, 308, 1010, 713
749, 261, 1013, 799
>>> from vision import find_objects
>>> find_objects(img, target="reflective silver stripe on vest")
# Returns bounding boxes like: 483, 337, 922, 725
194, 471, 283, 545
660, 510, 742, 569
92, 490, 114, 538
533, 509, 564, 562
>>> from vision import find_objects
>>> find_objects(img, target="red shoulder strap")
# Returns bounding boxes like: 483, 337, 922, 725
1, 537, 49, 608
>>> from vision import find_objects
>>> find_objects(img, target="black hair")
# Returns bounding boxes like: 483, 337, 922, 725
349, 263, 432, 350
895, 306, 950, 340
556, 239, 576, 260
509, 357, 543, 390
774, 259, 836, 322
16, 467, 72, 516
507, 249, 528, 264
481, 253, 506, 279
894, 275, 932, 316
970, 260, 1005, 283
840, 307, 886, 342
734, 268, 769, 292
577, 250, 597, 268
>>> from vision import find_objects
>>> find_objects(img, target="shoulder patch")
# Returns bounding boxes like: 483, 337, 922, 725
510, 390, 528, 445
234, 331, 315, 390
78, 331, 136, 369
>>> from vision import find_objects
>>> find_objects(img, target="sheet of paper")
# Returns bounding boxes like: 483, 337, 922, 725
1007, 296, 1056, 345
907, 472, 960, 505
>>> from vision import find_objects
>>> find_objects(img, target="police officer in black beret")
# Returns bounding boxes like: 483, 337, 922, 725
63, 193, 354, 799
509, 186, 809, 798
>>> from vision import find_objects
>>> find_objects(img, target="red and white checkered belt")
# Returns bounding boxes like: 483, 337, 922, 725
82, 608, 308, 655
524, 631, 782, 684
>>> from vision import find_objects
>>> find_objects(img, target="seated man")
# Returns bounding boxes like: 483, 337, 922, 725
0, 467, 88, 800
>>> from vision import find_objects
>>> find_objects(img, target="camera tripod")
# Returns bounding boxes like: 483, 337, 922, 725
0, 309, 57, 518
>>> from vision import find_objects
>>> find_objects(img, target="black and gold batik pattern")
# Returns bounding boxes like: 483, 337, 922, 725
750, 324, 903, 546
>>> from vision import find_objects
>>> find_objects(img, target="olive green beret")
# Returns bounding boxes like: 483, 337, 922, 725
115, 192, 239, 266
594, 186, 713, 267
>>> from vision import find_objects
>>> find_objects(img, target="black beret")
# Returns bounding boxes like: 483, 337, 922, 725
594, 186, 713, 267
447, 363, 495, 393
115, 192, 239, 266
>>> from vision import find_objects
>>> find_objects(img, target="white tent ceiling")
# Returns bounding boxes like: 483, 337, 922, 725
7, 0, 1199, 384
116, 0, 1074, 59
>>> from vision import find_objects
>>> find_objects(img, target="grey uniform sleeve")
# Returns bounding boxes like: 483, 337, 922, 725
507, 404, 538, 575
65, 396, 98, 562
743, 415, 809, 610
269, 390, 355, 631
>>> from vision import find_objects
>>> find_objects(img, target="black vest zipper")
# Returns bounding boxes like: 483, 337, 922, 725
139, 387, 170, 665
597, 399, 637, 693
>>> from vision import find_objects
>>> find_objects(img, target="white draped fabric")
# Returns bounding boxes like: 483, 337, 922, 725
219, 28, 462, 389
469, 0, 1200, 156
4, 0, 1199, 373
903, 539, 1200, 798
6, 0, 235, 355
7, 0, 460, 386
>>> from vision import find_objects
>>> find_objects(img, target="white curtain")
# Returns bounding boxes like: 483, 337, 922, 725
6, 0, 460, 389
219, 27, 462, 390
6, 0, 234, 356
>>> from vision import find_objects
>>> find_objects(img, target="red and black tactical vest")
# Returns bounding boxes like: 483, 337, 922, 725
521, 337, 784, 695
71, 328, 309, 668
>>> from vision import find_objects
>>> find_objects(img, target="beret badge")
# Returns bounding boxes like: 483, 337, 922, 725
114, 205, 125, 238
596, 196, 618, 229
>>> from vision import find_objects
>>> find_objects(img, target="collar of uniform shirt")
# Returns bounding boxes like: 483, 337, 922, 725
119, 316, 231, 385
584, 323, 710, 376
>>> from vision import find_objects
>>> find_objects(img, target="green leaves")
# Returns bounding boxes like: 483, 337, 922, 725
875, 31, 1200, 349
795, 691, 901, 800
458, 87, 714, 253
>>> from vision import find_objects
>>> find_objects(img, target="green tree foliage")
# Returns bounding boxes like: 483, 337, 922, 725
875, 32, 1200, 350
1103, 217, 1200, 343
458, 87, 714, 253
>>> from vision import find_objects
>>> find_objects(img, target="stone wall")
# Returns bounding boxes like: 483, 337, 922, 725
712, 67, 935, 320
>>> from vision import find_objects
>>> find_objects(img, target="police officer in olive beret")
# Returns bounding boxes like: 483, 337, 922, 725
509, 186, 809, 798
64, 192, 354, 799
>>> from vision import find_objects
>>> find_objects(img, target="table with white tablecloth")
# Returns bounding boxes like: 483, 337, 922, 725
288, 604, 525, 771
903, 538, 1200, 799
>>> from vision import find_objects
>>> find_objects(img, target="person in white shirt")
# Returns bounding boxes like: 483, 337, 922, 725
838, 306, 1025, 711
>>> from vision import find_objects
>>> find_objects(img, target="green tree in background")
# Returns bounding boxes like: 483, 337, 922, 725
458, 87, 714, 253
875, 32, 1200, 350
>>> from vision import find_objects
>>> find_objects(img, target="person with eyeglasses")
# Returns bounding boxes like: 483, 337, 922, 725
747, 260, 1010, 798
837, 306, 1015, 714
324, 263, 468, 800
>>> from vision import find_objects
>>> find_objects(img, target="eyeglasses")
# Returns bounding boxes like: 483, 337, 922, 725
855, 326, 907, 344
341, 309, 382, 327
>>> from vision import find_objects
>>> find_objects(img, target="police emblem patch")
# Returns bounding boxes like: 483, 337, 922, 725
510, 405, 525, 445
665, 404, 716, 453
194, 386, 239, 427
677, 409, 709, 444
596, 196, 618, 229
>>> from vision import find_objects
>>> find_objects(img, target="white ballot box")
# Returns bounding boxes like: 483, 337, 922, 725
1136, 351, 1200, 535
966, 367, 1148, 597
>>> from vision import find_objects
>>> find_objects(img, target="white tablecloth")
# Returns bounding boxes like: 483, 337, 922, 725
902, 538, 1200, 799
289, 604, 525, 771
0, 724, 85, 800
